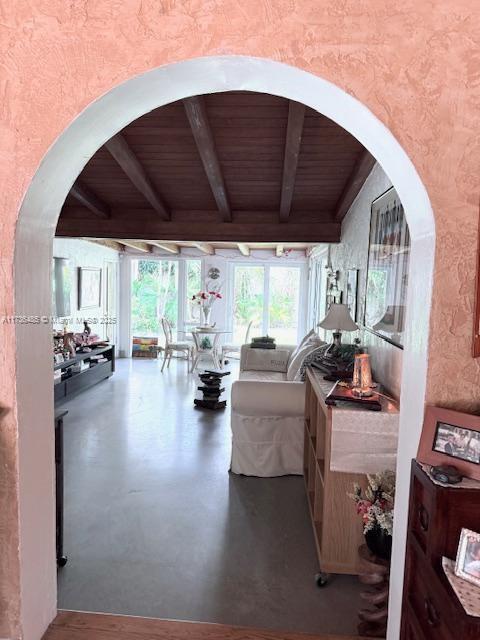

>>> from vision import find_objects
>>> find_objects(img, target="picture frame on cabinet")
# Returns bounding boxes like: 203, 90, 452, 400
455, 528, 480, 588
418, 406, 480, 480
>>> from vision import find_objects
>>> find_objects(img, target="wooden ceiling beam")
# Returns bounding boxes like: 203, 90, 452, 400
193, 242, 215, 255
237, 243, 250, 256
279, 101, 306, 222
334, 150, 376, 222
84, 238, 124, 252
276, 244, 284, 257
56, 216, 341, 243
117, 240, 152, 253
183, 96, 232, 222
105, 134, 170, 220
148, 242, 179, 254
70, 181, 110, 219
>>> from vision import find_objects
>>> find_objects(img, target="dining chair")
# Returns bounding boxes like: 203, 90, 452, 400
221, 320, 253, 368
161, 317, 194, 372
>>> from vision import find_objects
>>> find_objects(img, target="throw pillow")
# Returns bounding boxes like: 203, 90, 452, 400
288, 329, 316, 365
286, 336, 325, 381
244, 348, 291, 372
295, 343, 330, 381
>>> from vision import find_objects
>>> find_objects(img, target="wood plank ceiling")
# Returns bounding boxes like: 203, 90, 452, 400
56, 91, 374, 244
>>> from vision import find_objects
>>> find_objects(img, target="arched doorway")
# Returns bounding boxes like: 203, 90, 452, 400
14, 55, 434, 640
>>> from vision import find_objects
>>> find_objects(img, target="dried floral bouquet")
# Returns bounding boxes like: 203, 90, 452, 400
349, 470, 395, 536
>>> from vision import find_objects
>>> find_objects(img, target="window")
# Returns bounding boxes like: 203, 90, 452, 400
231, 263, 305, 344
131, 260, 178, 337
269, 266, 301, 344
185, 259, 202, 324
232, 266, 264, 343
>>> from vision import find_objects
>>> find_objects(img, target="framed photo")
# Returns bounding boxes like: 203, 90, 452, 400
364, 187, 410, 348
455, 528, 480, 587
78, 267, 102, 310
346, 269, 359, 322
417, 406, 480, 480
52, 257, 72, 317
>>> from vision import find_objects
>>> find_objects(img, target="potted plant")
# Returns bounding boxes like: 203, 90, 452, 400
349, 470, 395, 560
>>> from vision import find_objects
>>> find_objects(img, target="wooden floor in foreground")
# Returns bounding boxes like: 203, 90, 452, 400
44, 611, 367, 640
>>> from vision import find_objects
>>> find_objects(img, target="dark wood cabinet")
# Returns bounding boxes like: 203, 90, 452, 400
54, 344, 115, 405
401, 461, 480, 639
55, 409, 68, 567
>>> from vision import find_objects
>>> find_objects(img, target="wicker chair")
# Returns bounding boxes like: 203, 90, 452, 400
160, 317, 194, 372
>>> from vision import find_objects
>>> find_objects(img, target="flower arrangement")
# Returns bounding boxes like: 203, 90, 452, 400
349, 470, 395, 536
191, 290, 222, 309
191, 286, 222, 325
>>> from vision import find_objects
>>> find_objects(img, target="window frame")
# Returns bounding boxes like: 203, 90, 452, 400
227, 260, 308, 344
130, 255, 203, 339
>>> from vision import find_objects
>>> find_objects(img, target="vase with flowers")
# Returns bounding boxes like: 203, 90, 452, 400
349, 470, 395, 560
191, 288, 222, 327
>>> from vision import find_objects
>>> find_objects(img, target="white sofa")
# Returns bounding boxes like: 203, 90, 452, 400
230, 344, 306, 477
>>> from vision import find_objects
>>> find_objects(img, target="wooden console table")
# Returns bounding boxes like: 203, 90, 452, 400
304, 367, 399, 582
54, 344, 115, 405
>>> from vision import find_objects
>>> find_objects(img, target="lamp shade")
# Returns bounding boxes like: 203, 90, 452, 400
318, 303, 358, 332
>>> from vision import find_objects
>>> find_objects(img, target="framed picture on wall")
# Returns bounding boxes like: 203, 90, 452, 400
78, 267, 102, 310
346, 269, 359, 322
364, 187, 410, 348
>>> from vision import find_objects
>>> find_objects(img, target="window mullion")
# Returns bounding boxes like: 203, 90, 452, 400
264, 265, 270, 336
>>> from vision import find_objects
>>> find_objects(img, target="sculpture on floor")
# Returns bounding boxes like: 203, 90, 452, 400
194, 370, 230, 410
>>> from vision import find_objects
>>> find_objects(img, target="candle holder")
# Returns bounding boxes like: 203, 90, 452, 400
352, 353, 373, 397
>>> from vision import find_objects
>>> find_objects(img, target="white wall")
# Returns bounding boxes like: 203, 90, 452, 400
329, 163, 403, 399
52, 238, 120, 340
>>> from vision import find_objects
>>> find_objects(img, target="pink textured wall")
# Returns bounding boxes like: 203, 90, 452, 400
1, 1, 479, 637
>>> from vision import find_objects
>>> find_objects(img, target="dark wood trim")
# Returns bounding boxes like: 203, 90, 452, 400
47, 610, 362, 639
334, 150, 376, 222
183, 96, 231, 222
56, 218, 341, 243
105, 134, 170, 220
60, 207, 332, 224
70, 181, 110, 219
280, 101, 305, 222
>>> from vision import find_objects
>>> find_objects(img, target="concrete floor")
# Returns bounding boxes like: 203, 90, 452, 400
57, 357, 361, 635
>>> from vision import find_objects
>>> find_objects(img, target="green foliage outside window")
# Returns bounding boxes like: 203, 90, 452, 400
131, 260, 178, 336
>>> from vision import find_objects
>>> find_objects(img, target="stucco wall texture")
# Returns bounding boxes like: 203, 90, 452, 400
0, 1, 479, 637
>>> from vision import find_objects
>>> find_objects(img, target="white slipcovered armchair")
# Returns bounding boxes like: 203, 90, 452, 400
230, 344, 306, 477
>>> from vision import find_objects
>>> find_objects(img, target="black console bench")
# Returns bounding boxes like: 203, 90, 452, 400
54, 344, 115, 405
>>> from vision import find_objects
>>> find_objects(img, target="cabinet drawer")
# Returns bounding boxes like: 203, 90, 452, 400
401, 603, 429, 640
406, 552, 452, 640
411, 473, 434, 554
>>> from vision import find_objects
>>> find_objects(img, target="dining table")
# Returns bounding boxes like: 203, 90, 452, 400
190, 327, 231, 371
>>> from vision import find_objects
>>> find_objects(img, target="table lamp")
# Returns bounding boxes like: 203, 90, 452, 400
318, 303, 358, 352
